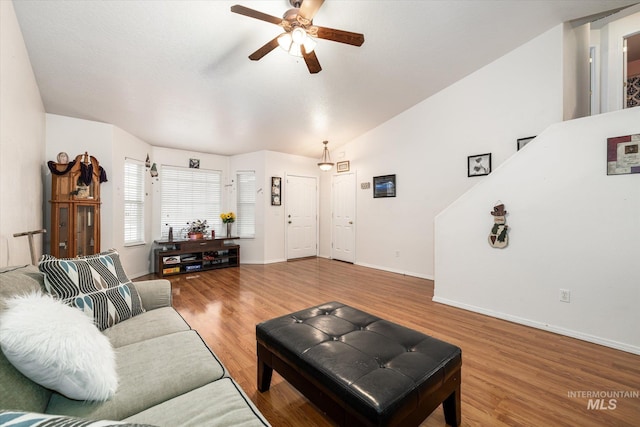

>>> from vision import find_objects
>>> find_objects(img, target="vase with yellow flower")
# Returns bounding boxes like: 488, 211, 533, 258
220, 212, 236, 238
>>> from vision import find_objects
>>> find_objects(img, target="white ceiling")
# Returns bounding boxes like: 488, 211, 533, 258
12, 0, 638, 158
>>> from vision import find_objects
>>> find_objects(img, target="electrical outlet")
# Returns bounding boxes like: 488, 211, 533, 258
560, 289, 571, 303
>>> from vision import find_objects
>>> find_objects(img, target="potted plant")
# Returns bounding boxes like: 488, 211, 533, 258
186, 220, 208, 240
220, 212, 236, 237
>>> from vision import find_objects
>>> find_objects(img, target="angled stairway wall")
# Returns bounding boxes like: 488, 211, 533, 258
434, 107, 640, 354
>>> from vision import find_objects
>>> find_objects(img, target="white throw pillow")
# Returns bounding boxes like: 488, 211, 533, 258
0, 292, 118, 401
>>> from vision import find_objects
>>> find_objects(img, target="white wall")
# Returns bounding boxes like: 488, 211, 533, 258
228, 150, 319, 264
434, 107, 640, 354
150, 146, 229, 243
596, 8, 640, 113
111, 127, 153, 277
0, 1, 46, 266
321, 25, 565, 279
229, 150, 266, 264
45, 115, 159, 277
44, 114, 115, 252
563, 22, 590, 120
264, 151, 319, 263
41, 115, 319, 272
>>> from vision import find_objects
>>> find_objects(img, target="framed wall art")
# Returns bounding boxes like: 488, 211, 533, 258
373, 174, 396, 198
517, 136, 536, 151
337, 160, 350, 172
271, 176, 282, 206
468, 153, 491, 177
607, 133, 640, 175
189, 158, 200, 169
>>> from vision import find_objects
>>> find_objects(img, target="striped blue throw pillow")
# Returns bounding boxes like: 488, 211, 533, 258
38, 250, 145, 330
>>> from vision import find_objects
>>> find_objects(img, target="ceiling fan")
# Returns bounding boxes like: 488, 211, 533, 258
230, 0, 364, 74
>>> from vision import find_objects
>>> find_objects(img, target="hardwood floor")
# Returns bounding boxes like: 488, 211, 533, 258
137, 258, 640, 426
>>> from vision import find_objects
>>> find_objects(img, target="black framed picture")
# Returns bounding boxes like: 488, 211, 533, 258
517, 136, 536, 151
189, 158, 200, 169
468, 153, 491, 177
271, 176, 281, 206
373, 174, 396, 198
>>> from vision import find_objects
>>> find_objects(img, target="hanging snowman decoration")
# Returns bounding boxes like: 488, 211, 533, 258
489, 203, 509, 248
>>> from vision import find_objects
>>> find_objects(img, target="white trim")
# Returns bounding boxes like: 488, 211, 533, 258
284, 173, 319, 260
432, 296, 640, 355
331, 170, 357, 264
355, 262, 433, 281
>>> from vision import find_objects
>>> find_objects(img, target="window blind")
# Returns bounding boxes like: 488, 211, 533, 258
160, 166, 222, 239
236, 171, 256, 238
124, 159, 145, 245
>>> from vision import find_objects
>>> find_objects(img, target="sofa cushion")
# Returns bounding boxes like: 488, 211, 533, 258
0, 292, 117, 401
0, 349, 52, 414
0, 265, 45, 308
123, 378, 270, 427
130, 279, 172, 311
0, 410, 157, 426
46, 330, 226, 421
38, 250, 144, 330
102, 307, 190, 348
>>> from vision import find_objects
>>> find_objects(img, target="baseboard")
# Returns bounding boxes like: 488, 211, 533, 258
355, 262, 433, 281
129, 270, 151, 279
432, 296, 640, 355
263, 258, 287, 264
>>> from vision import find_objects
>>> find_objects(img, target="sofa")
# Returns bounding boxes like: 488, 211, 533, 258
0, 263, 270, 426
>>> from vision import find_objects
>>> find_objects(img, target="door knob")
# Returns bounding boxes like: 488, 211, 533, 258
349, 221, 353, 224
288, 221, 292, 224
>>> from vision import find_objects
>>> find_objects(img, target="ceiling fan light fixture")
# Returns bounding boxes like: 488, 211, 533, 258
278, 28, 315, 58
277, 33, 293, 51
289, 43, 303, 58
302, 36, 317, 54
317, 140, 334, 171
291, 27, 306, 44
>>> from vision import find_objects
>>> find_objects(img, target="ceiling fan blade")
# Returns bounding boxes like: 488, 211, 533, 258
298, 0, 325, 22
302, 45, 322, 74
248, 36, 280, 61
315, 26, 364, 47
230, 5, 283, 26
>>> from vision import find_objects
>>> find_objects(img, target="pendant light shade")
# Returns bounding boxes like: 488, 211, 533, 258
317, 140, 334, 171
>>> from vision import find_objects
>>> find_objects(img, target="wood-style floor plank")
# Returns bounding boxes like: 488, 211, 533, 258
137, 258, 640, 426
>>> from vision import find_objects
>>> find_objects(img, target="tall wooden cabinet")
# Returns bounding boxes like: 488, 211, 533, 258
49, 153, 102, 258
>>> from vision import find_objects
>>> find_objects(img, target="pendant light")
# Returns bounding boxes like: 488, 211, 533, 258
317, 141, 334, 171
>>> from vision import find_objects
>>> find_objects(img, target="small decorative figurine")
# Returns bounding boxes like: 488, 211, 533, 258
57, 152, 69, 164
489, 203, 509, 248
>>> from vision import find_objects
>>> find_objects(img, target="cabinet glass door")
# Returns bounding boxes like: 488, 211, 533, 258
57, 205, 70, 258
76, 205, 96, 256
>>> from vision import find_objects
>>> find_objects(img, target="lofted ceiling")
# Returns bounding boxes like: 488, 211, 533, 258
12, 0, 638, 158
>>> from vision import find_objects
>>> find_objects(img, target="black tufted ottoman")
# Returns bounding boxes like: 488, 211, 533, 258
256, 302, 462, 426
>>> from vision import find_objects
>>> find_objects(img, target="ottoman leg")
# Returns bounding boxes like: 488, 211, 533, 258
257, 342, 274, 392
257, 359, 273, 392
443, 384, 461, 427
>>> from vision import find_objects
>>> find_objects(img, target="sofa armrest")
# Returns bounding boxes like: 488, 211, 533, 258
133, 279, 172, 311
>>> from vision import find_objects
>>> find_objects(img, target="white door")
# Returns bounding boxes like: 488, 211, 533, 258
332, 172, 356, 263
286, 175, 317, 260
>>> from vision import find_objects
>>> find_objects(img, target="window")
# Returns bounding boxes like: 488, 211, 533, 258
161, 166, 222, 238
236, 171, 256, 238
124, 159, 145, 245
